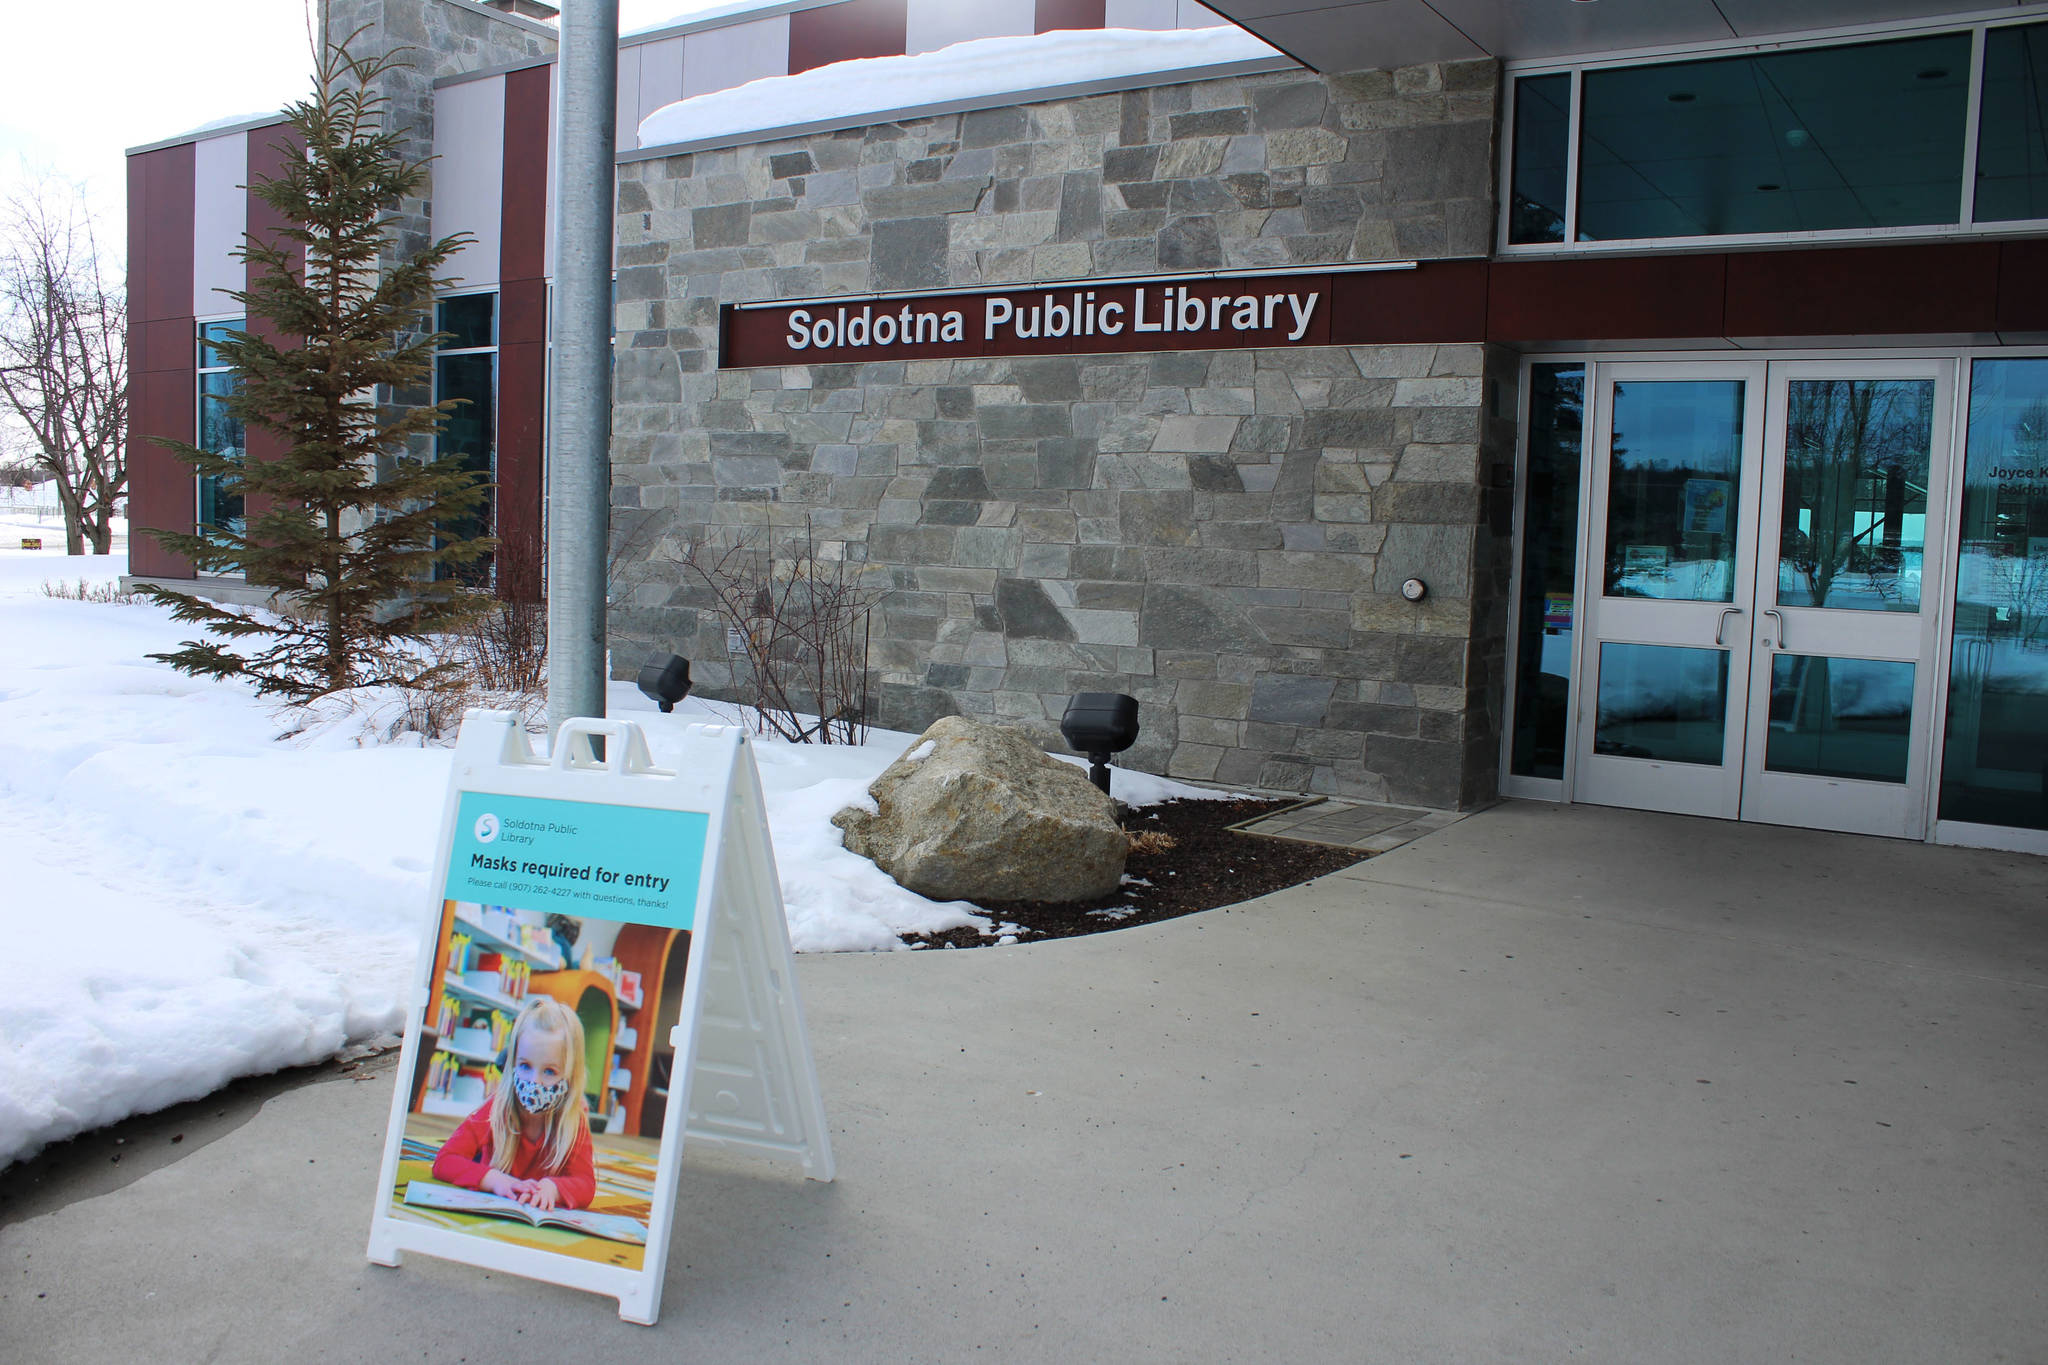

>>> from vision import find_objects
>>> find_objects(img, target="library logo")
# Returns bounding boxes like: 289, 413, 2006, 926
474, 812, 501, 844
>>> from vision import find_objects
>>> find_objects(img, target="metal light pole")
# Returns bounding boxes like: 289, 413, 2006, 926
546, 0, 619, 737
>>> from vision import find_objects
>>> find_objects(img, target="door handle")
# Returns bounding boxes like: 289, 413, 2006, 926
1714, 607, 1744, 646
1762, 608, 1786, 648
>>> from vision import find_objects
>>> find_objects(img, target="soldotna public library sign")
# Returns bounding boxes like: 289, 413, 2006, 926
717, 264, 1463, 368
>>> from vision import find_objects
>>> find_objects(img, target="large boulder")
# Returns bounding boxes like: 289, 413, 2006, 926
833, 716, 1127, 903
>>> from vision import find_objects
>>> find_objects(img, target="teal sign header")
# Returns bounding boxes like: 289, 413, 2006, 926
444, 791, 708, 931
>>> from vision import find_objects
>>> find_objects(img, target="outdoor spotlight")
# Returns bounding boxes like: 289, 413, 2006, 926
636, 654, 692, 713
1060, 692, 1141, 796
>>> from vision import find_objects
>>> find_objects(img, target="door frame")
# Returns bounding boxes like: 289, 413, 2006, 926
1572, 359, 1768, 821
1499, 345, 2035, 849
1738, 358, 1957, 839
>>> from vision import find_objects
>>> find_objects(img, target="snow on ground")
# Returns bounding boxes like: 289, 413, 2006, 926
0, 550, 1226, 1164
637, 25, 1280, 148
0, 480, 126, 562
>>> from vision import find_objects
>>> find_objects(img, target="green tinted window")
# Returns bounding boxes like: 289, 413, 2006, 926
1509, 74, 1571, 245
1510, 364, 1583, 779
1940, 359, 2048, 830
1975, 23, 2048, 223
437, 293, 496, 350
1577, 33, 1971, 241
198, 319, 243, 368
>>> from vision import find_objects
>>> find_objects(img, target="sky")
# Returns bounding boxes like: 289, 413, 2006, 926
0, 0, 745, 262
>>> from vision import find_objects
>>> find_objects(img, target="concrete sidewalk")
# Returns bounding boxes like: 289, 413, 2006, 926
5, 802, 2045, 1362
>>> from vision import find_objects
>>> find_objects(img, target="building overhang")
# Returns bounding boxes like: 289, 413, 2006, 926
1199, 0, 2048, 73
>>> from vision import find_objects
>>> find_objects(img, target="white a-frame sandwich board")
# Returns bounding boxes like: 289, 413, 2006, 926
367, 712, 834, 1324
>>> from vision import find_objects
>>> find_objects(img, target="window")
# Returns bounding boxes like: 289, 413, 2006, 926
435, 292, 497, 581
1509, 364, 1584, 780
1507, 74, 1570, 246
1940, 357, 2048, 832
1976, 23, 2048, 223
196, 319, 245, 543
1504, 18, 2048, 250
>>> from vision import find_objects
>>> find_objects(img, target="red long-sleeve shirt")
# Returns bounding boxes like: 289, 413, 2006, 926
429, 1100, 597, 1210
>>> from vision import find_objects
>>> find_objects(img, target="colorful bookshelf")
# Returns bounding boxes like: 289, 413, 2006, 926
609, 925, 692, 1137
414, 901, 567, 1119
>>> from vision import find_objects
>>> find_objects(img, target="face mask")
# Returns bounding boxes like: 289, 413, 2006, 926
513, 1074, 568, 1113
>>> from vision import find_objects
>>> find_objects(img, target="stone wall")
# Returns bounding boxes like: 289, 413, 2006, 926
322, 0, 556, 264
608, 58, 1512, 807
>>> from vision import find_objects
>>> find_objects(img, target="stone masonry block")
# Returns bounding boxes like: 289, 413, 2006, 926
1152, 416, 1242, 452
1392, 377, 1482, 408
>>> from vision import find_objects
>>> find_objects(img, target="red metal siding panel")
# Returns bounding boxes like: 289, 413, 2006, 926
1332, 259, 1488, 344
501, 64, 551, 285
496, 280, 548, 602
498, 64, 552, 598
1723, 243, 2001, 339
125, 145, 197, 578
133, 317, 195, 377
241, 124, 303, 529
1994, 239, 2048, 335
1035, 0, 1106, 33
134, 143, 194, 325
788, 0, 908, 74
128, 370, 196, 578
1486, 254, 1728, 343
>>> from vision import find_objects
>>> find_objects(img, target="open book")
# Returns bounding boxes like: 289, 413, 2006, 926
403, 1180, 648, 1246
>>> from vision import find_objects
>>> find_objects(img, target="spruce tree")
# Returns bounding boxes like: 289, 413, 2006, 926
147, 36, 491, 700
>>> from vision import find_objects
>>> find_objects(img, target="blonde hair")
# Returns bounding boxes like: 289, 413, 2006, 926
488, 997, 589, 1177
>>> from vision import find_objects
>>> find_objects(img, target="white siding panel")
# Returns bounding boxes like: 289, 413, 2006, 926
433, 75, 504, 289
637, 37, 685, 127
906, 0, 1035, 54
1106, 0, 1179, 31
191, 133, 246, 316
1177, 0, 1225, 28
680, 15, 789, 100
616, 45, 642, 150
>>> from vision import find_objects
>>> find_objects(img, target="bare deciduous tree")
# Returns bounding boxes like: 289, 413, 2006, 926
0, 182, 126, 556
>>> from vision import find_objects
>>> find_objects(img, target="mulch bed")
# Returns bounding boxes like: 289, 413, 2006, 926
899, 797, 1368, 948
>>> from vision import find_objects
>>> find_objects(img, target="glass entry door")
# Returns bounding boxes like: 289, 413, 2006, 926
1573, 360, 1956, 837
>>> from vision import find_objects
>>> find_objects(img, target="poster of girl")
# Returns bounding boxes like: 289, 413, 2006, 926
431, 997, 595, 1211
387, 903, 688, 1269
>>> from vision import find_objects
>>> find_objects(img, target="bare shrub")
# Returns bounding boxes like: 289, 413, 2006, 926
674, 518, 883, 744
390, 671, 472, 742
455, 596, 546, 693
41, 577, 139, 603
456, 534, 547, 695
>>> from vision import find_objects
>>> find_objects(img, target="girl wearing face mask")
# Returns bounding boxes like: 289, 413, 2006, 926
430, 997, 597, 1212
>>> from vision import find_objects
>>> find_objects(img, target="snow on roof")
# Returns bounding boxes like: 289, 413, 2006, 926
622, 0, 787, 39
636, 24, 1284, 151
175, 111, 289, 141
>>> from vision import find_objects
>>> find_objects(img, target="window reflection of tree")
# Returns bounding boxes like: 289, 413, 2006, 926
1779, 379, 1930, 609
1943, 381, 2048, 828
1977, 399, 2048, 650
1604, 382, 1743, 602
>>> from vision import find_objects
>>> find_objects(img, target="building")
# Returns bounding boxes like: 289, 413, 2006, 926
125, 0, 2048, 853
